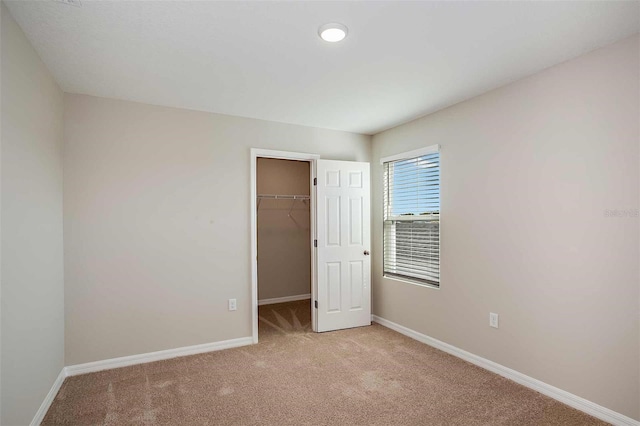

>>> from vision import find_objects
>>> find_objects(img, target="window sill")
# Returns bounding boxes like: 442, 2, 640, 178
383, 274, 440, 290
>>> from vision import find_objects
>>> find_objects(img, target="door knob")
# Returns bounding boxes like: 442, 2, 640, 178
364, 250, 370, 255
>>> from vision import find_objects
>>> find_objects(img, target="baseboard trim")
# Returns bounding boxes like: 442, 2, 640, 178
30, 368, 67, 426
64, 336, 254, 377
258, 294, 311, 306
32, 336, 254, 424
371, 315, 639, 426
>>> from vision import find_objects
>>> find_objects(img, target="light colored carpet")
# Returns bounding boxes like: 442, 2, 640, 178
43, 300, 606, 425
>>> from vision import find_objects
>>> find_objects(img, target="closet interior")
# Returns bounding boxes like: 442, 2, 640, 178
256, 158, 312, 336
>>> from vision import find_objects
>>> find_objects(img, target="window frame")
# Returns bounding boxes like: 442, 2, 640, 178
380, 144, 441, 289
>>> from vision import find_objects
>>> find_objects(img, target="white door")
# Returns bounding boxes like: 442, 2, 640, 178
315, 160, 371, 332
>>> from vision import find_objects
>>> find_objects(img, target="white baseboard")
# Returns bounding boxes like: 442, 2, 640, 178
30, 369, 67, 426
258, 293, 311, 306
371, 315, 639, 426
32, 336, 253, 424
64, 336, 254, 376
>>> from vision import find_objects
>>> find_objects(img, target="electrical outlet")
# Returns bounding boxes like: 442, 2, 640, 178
489, 312, 499, 328
228, 299, 237, 311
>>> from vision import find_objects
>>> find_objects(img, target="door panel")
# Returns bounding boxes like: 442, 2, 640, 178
327, 262, 341, 312
349, 197, 363, 245
316, 159, 370, 332
326, 196, 341, 245
349, 261, 363, 309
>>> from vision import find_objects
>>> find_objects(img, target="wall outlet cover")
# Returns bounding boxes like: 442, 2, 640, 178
489, 312, 499, 328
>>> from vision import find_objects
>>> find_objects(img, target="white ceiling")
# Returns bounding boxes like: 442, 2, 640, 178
5, 1, 639, 135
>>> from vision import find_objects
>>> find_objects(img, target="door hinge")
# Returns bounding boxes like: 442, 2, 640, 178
314, 239, 317, 247
314, 300, 318, 309
313, 177, 317, 186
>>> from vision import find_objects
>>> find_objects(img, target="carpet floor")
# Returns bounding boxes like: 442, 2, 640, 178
43, 300, 606, 425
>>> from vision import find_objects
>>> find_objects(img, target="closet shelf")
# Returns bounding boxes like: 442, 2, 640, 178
256, 194, 310, 212
257, 194, 310, 200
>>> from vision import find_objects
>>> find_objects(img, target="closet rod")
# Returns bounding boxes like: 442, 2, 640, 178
257, 194, 310, 200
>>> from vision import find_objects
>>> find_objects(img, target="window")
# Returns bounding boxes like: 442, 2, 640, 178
382, 145, 440, 287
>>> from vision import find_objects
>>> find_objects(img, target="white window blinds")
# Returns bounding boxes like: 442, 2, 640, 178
383, 148, 440, 286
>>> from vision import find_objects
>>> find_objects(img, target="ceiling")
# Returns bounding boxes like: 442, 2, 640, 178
5, 1, 639, 135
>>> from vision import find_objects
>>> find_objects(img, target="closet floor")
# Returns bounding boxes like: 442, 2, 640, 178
258, 299, 312, 340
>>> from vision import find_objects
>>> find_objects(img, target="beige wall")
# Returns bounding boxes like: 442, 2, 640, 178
257, 159, 311, 301
1, 3, 65, 425
63, 94, 371, 365
371, 35, 640, 420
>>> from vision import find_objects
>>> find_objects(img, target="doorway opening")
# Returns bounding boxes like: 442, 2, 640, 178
250, 149, 319, 343
257, 158, 312, 340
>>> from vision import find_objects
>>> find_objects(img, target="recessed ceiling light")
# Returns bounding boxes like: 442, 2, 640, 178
318, 23, 348, 43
